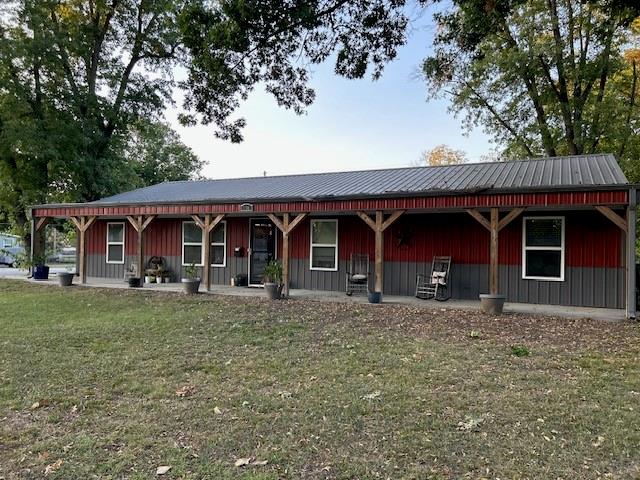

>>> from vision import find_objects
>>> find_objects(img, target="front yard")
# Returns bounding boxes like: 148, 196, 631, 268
1, 280, 639, 479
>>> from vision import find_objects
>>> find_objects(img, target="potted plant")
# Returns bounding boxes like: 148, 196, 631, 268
263, 260, 283, 300
156, 266, 165, 284
58, 268, 74, 287
182, 263, 200, 294
367, 291, 382, 304
31, 253, 49, 280
144, 269, 155, 284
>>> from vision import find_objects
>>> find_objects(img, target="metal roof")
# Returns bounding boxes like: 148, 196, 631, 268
90, 153, 627, 205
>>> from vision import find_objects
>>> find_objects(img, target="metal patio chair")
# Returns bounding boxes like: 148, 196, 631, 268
346, 254, 370, 296
415, 256, 452, 301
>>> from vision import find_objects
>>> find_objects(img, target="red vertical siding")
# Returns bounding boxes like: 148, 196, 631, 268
289, 212, 623, 268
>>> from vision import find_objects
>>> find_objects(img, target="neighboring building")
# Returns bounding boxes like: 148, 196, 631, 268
0, 233, 23, 266
32, 154, 637, 317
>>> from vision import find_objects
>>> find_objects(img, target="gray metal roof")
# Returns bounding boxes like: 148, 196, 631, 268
92, 154, 628, 205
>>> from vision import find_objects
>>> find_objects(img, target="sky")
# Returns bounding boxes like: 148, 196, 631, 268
165, 6, 493, 180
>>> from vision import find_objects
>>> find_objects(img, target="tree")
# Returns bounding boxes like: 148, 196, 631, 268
125, 120, 204, 187
423, 0, 640, 178
0, 0, 416, 246
418, 144, 467, 166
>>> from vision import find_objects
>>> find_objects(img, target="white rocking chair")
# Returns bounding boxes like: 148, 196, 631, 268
416, 256, 452, 301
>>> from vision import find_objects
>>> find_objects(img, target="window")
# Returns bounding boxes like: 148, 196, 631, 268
182, 221, 203, 266
522, 216, 564, 281
310, 219, 338, 271
182, 221, 227, 267
106, 222, 125, 264
210, 221, 226, 267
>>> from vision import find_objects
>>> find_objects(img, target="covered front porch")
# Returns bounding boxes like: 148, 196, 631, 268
4, 271, 628, 321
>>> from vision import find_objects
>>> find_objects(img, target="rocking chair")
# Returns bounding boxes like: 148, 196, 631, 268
415, 256, 452, 301
346, 254, 370, 296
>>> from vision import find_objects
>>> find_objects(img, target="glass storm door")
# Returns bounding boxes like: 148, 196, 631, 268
249, 219, 276, 285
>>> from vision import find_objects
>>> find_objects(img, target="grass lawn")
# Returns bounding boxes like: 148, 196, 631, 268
1, 280, 640, 479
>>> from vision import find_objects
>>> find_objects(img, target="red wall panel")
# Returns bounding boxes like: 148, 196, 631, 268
85, 212, 623, 268
289, 212, 623, 268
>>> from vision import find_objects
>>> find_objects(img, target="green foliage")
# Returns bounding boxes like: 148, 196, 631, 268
511, 345, 531, 357
184, 263, 199, 280
125, 120, 204, 187
177, 0, 412, 142
0, 0, 414, 247
0, 0, 199, 245
262, 260, 283, 284
424, 0, 640, 179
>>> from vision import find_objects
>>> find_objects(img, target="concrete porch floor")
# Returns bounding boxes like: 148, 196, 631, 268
2, 270, 627, 321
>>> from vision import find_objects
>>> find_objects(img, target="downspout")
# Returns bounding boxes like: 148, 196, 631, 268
627, 187, 637, 320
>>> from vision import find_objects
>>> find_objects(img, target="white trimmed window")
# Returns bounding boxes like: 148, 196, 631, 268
210, 221, 226, 267
310, 219, 338, 271
182, 221, 203, 266
522, 216, 565, 281
182, 221, 227, 267
106, 222, 125, 264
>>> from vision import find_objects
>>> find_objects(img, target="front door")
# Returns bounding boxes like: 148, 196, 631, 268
249, 219, 276, 285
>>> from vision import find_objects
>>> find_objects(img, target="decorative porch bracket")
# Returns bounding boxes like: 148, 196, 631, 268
595, 202, 636, 319
70, 216, 97, 284
356, 210, 405, 294
191, 214, 225, 291
126, 215, 157, 281
466, 207, 526, 295
595, 206, 628, 233
267, 212, 308, 297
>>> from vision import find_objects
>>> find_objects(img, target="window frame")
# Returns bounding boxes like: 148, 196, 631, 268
309, 219, 339, 272
182, 221, 203, 267
210, 220, 227, 268
521, 216, 565, 282
106, 222, 125, 265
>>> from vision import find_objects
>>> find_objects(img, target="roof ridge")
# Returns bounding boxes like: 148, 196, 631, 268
166, 153, 614, 184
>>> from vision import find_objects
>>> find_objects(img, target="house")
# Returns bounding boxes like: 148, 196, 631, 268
31, 154, 637, 317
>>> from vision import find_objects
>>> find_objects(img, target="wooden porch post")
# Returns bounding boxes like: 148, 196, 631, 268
596, 199, 636, 319
627, 189, 637, 319
466, 207, 525, 296
126, 215, 156, 282
191, 214, 225, 291
32, 216, 49, 271
356, 210, 404, 295
70, 216, 97, 284
490, 208, 499, 295
267, 212, 308, 297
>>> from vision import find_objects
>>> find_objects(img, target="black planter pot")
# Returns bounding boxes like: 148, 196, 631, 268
58, 272, 74, 287
367, 291, 382, 304
33, 265, 50, 281
264, 282, 282, 300
182, 278, 201, 294
128, 277, 141, 288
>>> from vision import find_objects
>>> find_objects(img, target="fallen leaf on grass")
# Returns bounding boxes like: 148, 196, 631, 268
457, 415, 485, 431
30, 399, 50, 410
44, 459, 63, 476
175, 385, 196, 397
156, 465, 171, 475
234, 457, 268, 467
235, 457, 252, 467
362, 391, 381, 401
214, 406, 222, 415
